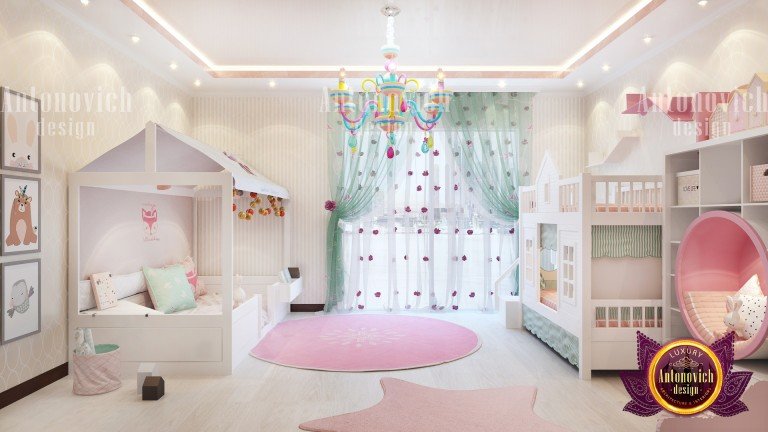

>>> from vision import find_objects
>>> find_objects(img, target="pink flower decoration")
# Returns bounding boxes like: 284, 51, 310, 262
357, 304, 365, 309
373, 229, 379, 235
324, 200, 337, 211
433, 150, 440, 156
496, 256, 501, 261
368, 255, 374, 261
405, 206, 412, 212
467, 229, 474, 235
405, 304, 412, 309
489, 228, 493, 233
469, 292, 476, 298
422, 170, 429, 176
421, 207, 428, 213
356, 290, 362, 297
452, 305, 459, 310
451, 290, 457, 297
455, 228, 460, 234
359, 256, 364, 261
433, 185, 441, 191
374, 292, 381, 298
416, 185, 423, 191
434, 228, 441, 234
462, 255, 467, 261
404, 255, 408, 260
418, 228, 423, 234
489, 291, 494, 296
408, 170, 413, 176
413, 291, 421, 297
454, 184, 459, 191
422, 256, 429, 261
359, 228, 364, 234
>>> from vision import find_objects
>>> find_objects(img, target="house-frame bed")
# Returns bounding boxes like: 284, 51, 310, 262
68, 122, 298, 376
519, 154, 663, 379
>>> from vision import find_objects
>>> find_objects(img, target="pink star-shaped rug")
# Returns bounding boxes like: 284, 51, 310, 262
299, 378, 569, 432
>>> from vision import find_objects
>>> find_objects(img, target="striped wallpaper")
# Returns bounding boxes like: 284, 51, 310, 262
191, 94, 328, 304
531, 94, 586, 180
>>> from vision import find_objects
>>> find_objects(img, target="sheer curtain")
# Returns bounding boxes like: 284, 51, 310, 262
327, 92, 533, 312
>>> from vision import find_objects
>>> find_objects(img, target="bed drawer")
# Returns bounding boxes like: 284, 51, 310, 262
91, 327, 222, 362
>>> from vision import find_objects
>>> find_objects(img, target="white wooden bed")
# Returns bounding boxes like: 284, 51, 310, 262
519, 153, 663, 379
68, 122, 300, 376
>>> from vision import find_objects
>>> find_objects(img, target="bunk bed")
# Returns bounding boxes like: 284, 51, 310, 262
519, 153, 663, 379
68, 122, 299, 376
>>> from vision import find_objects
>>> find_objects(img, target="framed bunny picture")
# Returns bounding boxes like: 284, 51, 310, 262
0, 87, 41, 174
1, 259, 41, 344
1, 175, 41, 255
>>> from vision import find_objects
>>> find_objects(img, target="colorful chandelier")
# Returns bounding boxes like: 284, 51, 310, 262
329, 5, 452, 159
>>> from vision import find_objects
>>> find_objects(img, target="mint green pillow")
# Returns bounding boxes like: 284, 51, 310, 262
143, 265, 197, 314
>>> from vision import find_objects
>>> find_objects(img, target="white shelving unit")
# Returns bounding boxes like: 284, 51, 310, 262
663, 127, 768, 342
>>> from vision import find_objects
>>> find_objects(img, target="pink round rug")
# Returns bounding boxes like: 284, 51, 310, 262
250, 315, 481, 372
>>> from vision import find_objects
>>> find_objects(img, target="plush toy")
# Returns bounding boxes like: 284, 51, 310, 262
723, 296, 747, 338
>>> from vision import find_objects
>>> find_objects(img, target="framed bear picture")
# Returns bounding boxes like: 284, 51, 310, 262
1, 175, 40, 255
1, 259, 41, 344
0, 87, 41, 174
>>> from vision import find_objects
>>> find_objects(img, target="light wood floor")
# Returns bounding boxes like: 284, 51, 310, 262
1, 312, 766, 432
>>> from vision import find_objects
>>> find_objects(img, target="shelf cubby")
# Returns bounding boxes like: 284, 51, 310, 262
700, 142, 741, 205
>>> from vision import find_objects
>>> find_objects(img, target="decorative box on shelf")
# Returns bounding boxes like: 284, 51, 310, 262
750, 164, 768, 202
676, 170, 700, 206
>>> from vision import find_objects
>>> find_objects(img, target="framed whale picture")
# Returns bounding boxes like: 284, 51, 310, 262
1, 175, 41, 255
0, 87, 41, 174
1, 259, 41, 344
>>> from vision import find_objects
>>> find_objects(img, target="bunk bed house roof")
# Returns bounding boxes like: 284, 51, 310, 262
79, 122, 289, 199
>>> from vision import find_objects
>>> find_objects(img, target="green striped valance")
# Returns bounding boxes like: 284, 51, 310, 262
592, 225, 661, 258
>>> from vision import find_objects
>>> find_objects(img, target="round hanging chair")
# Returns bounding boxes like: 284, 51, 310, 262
676, 211, 768, 359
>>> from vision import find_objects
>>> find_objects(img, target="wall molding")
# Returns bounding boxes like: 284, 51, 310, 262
0, 363, 68, 410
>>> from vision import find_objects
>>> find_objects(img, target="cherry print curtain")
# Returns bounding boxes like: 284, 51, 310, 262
326, 92, 533, 312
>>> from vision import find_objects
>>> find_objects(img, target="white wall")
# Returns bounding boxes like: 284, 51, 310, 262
191, 95, 327, 304
586, 0, 768, 175
0, 0, 191, 392
532, 94, 586, 179
79, 187, 193, 278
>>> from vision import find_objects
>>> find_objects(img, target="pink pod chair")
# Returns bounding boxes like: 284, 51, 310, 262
676, 211, 768, 359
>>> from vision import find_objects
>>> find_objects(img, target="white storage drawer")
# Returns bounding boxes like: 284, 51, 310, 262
274, 277, 303, 303
91, 327, 222, 362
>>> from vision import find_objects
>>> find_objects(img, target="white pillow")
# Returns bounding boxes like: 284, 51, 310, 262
740, 295, 767, 339
737, 274, 763, 297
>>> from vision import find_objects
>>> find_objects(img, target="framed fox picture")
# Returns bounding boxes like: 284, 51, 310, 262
0, 87, 41, 174
1, 175, 41, 255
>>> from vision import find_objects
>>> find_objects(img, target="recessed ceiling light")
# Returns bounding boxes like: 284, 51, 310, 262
576, 80, 585, 88
497, 80, 507, 88
193, 79, 201, 87
698, 0, 708, 6
602, 64, 611, 72
80, 0, 90, 6
169, 62, 178, 70
268, 80, 276, 88
643, 34, 653, 44
130, 35, 141, 44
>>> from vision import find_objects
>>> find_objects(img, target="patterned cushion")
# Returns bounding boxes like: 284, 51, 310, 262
90, 272, 118, 310
737, 274, 763, 297
171, 256, 207, 299
143, 265, 197, 314
739, 295, 767, 339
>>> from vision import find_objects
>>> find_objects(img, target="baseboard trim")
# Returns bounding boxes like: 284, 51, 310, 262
290, 304, 324, 312
0, 363, 68, 410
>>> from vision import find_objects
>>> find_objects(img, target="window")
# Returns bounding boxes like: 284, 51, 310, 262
560, 239, 577, 305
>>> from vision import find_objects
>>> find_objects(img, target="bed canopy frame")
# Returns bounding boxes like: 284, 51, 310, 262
68, 122, 291, 375
676, 211, 768, 359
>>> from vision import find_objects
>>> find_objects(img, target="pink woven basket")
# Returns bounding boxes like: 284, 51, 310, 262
73, 344, 122, 396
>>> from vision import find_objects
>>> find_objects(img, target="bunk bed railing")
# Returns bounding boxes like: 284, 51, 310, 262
590, 175, 663, 214
519, 186, 537, 213
592, 299, 663, 329
558, 178, 581, 212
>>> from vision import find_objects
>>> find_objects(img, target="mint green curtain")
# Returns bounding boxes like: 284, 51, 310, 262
325, 95, 410, 311
446, 92, 533, 221
592, 225, 662, 258
446, 92, 534, 295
